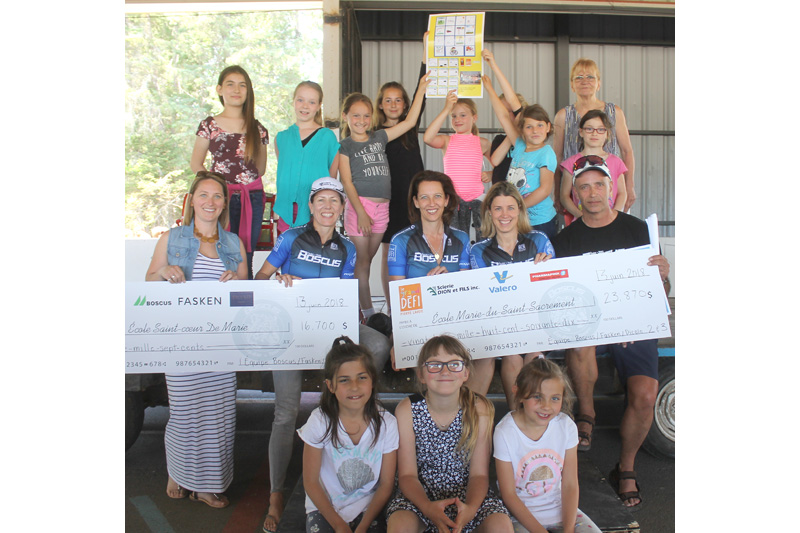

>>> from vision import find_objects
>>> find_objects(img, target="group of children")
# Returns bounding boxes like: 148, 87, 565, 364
301, 334, 600, 533
191, 49, 626, 322
186, 47, 628, 532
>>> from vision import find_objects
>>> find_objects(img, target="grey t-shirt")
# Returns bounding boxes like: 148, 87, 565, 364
339, 129, 392, 199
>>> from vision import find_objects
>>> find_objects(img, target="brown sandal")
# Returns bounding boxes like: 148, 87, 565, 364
189, 491, 230, 509
609, 463, 642, 509
575, 414, 594, 452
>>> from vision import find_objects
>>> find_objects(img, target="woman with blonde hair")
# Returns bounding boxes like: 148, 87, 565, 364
468, 181, 554, 406
552, 58, 636, 214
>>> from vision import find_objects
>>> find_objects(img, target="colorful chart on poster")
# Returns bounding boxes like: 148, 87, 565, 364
426, 12, 485, 98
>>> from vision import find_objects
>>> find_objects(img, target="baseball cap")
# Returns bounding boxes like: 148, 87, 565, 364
572, 154, 611, 183
309, 177, 346, 201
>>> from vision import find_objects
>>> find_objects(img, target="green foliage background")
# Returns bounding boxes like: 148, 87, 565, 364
125, 9, 323, 236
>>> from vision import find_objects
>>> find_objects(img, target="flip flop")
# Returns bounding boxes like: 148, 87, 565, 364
262, 514, 279, 533
166, 478, 188, 499
575, 414, 595, 452
189, 492, 230, 509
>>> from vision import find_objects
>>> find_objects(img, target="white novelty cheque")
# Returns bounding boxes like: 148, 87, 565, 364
125, 279, 359, 373
389, 247, 671, 369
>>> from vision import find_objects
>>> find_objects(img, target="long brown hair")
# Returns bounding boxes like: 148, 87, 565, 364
407, 170, 460, 226
217, 65, 261, 164
340, 93, 374, 139
183, 171, 230, 228
513, 357, 575, 418
319, 336, 383, 450
479, 181, 532, 239
376, 81, 414, 150
416, 335, 493, 460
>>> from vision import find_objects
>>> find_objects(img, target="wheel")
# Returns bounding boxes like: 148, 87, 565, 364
126, 391, 145, 451
643, 359, 675, 459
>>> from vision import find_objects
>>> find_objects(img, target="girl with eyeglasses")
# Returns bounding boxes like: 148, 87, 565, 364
559, 110, 628, 226
552, 58, 636, 215
386, 335, 513, 533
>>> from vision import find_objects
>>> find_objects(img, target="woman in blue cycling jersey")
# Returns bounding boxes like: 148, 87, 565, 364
468, 181, 554, 406
254, 177, 390, 532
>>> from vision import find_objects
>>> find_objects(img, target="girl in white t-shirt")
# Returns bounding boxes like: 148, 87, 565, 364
493, 358, 601, 533
299, 336, 399, 533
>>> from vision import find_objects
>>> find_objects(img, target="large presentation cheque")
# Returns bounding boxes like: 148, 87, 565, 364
389, 247, 671, 369
125, 279, 358, 373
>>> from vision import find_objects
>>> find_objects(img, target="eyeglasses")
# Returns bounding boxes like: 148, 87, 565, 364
423, 360, 465, 373
573, 154, 605, 172
581, 127, 607, 134
573, 75, 597, 82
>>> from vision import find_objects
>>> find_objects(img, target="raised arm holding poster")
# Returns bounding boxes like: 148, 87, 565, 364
426, 12, 485, 98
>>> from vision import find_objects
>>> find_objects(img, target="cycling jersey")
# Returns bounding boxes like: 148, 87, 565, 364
469, 230, 555, 269
387, 224, 471, 279
266, 222, 356, 279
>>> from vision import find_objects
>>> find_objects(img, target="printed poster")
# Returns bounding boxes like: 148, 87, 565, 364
426, 12, 485, 98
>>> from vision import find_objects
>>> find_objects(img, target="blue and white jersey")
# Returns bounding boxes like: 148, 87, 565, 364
266, 223, 356, 279
469, 230, 555, 269
387, 224, 471, 279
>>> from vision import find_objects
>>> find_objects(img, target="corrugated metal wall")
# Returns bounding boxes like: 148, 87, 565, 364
361, 40, 674, 236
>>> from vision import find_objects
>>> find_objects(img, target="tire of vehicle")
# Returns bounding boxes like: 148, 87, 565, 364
643, 359, 675, 459
126, 391, 145, 451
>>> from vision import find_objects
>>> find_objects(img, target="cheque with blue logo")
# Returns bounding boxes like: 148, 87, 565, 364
125, 279, 358, 373
388, 247, 671, 369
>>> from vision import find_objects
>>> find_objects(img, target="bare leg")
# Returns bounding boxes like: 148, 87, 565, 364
381, 243, 392, 314
565, 346, 597, 448
467, 358, 495, 396
350, 233, 384, 313
617, 375, 658, 506
386, 510, 425, 533
474, 512, 514, 533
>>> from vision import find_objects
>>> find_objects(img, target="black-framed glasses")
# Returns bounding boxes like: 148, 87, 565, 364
573, 154, 605, 172
423, 360, 465, 373
581, 127, 607, 134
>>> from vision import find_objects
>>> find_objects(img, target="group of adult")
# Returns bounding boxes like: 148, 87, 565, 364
142, 53, 669, 531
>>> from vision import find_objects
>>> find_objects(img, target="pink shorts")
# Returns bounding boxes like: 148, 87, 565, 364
344, 197, 390, 236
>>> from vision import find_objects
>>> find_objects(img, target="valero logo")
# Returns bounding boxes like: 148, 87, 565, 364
493, 271, 513, 283
399, 284, 423, 312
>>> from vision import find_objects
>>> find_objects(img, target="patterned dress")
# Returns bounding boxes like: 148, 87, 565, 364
387, 394, 509, 532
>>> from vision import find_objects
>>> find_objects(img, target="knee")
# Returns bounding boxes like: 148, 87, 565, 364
627, 379, 658, 412
387, 511, 421, 533
479, 513, 514, 533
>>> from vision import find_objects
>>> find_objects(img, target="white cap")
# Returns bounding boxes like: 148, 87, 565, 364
309, 177, 345, 201
572, 156, 612, 183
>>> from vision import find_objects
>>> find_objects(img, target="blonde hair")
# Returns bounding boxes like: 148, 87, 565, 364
294, 81, 324, 126
570, 58, 601, 82
340, 93, 374, 139
183, 171, 230, 228
416, 335, 493, 460
453, 98, 479, 136
499, 92, 529, 109
479, 181, 532, 239
514, 358, 575, 417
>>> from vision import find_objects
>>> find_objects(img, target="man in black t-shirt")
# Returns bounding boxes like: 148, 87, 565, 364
552, 156, 670, 509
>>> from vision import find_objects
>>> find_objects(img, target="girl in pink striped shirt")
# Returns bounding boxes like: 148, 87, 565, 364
423, 90, 492, 242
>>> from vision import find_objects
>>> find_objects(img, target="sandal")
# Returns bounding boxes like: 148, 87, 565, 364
189, 491, 230, 509
166, 477, 188, 499
608, 463, 642, 510
575, 414, 595, 452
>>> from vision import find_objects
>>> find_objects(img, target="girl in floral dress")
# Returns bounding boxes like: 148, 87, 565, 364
386, 335, 512, 533
191, 65, 269, 278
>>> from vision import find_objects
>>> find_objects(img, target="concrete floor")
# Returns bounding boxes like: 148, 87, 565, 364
125, 390, 674, 533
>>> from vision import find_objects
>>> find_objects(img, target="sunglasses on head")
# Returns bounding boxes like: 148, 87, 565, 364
573, 154, 605, 172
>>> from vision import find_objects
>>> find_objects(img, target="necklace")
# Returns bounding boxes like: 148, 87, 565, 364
430, 406, 459, 431
194, 227, 219, 243
424, 232, 444, 264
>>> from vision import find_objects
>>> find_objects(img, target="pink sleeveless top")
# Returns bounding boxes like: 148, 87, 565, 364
443, 134, 484, 201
